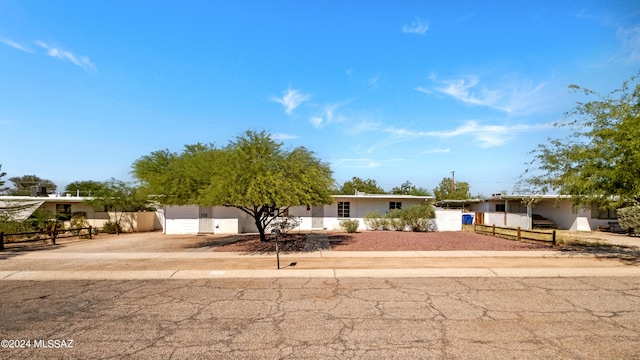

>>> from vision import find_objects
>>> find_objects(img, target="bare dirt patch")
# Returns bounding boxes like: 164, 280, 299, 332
211, 231, 550, 252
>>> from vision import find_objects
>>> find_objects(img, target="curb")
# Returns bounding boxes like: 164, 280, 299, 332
2, 267, 640, 280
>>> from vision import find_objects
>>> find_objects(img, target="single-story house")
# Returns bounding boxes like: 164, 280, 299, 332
468, 194, 616, 231
160, 193, 463, 235
0, 195, 160, 232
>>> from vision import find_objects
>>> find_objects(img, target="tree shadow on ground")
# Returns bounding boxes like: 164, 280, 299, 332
557, 244, 640, 265
326, 234, 356, 249
189, 233, 355, 254
0, 238, 78, 261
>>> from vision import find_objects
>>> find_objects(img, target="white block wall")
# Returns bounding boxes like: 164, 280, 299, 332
434, 210, 462, 231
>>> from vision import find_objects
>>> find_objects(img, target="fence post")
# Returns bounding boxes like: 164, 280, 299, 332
492, 224, 496, 237
552, 229, 556, 246
0, 232, 4, 251
517, 227, 521, 241
52, 229, 57, 245
89, 226, 93, 239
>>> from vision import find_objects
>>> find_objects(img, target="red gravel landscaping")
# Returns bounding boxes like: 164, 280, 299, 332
328, 231, 550, 251
211, 231, 550, 252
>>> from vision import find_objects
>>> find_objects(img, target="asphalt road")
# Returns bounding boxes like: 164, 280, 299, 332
1, 277, 639, 359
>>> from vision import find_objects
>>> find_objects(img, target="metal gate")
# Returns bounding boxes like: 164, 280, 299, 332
199, 206, 215, 233
311, 205, 324, 229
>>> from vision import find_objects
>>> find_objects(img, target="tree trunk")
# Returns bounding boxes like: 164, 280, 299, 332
255, 217, 268, 242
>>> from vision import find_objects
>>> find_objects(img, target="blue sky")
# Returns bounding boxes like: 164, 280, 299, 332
1, 0, 639, 196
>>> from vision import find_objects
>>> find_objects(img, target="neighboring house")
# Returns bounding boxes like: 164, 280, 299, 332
160, 193, 463, 235
469, 194, 615, 231
0, 195, 160, 232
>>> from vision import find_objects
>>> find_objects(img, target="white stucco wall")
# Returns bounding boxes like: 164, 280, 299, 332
162, 196, 453, 234
434, 209, 462, 231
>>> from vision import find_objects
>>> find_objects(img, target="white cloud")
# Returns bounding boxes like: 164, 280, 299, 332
333, 158, 381, 169
345, 120, 381, 135
385, 121, 553, 148
403, 18, 429, 35
271, 133, 299, 140
309, 103, 343, 128
35, 41, 96, 72
0, 37, 32, 53
422, 148, 450, 154
271, 88, 310, 114
423, 74, 548, 115
366, 77, 379, 87
617, 26, 640, 62
309, 116, 323, 128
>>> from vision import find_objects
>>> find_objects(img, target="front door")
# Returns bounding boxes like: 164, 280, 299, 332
199, 206, 215, 233
311, 205, 324, 229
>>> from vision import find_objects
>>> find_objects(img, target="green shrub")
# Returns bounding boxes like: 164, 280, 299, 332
617, 206, 640, 235
363, 204, 436, 232
0, 219, 30, 234
387, 209, 406, 231
364, 211, 390, 230
102, 221, 122, 234
70, 213, 89, 235
401, 204, 435, 232
340, 219, 360, 233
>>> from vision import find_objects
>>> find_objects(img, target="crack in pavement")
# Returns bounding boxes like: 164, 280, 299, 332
1, 277, 639, 359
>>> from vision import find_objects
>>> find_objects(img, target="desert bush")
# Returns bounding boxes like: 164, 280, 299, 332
387, 209, 405, 231
26, 208, 57, 231
0, 218, 30, 234
617, 206, 640, 235
340, 219, 360, 233
101, 221, 122, 234
364, 211, 390, 230
363, 204, 436, 232
70, 212, 89, 234
268, 216, 301, 233
401, 204, 435, 232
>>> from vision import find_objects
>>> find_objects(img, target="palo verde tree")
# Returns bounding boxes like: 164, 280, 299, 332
133, 130, 335, 241
86, 178, 149, 234
521, 75, 640, 209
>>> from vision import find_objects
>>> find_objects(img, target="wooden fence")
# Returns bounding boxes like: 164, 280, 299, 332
474, 223, 556, 245
0, 226, 97, 251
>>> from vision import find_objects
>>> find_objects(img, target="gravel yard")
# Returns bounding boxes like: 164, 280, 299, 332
212, 230, 550, 252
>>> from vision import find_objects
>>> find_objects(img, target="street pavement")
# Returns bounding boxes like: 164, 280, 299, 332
0, 233, 639, 359
1, 277, 639, 359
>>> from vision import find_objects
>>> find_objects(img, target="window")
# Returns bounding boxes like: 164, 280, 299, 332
389, 202, 402, 210
338, 202, 350, 218
56, 204, 72, 221
495, 204, 506, 212
269, 207, 289, 217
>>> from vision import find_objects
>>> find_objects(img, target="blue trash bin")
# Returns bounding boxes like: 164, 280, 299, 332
462, 214, 473, 225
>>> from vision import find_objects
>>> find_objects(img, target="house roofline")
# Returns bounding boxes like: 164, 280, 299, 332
487, 194, 572, 201
0, 195, 92, 203
331, 194, 433, 200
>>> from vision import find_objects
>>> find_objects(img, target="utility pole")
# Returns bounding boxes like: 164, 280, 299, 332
450, 170, 455, 194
